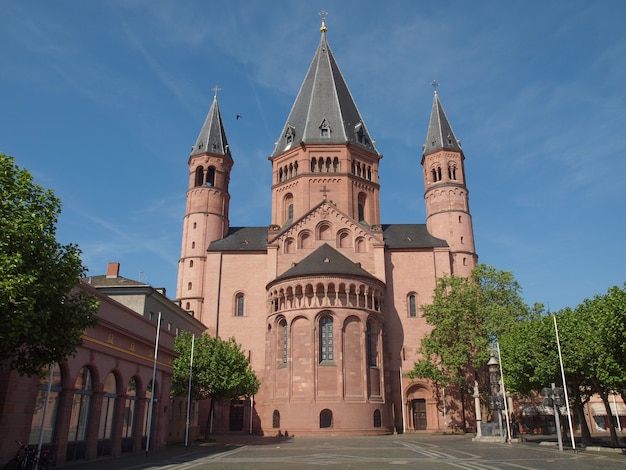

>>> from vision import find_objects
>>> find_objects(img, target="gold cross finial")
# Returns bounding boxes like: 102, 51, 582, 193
212, 85, 221, 98
431, 80, 440, 94
319, 11, 328, 33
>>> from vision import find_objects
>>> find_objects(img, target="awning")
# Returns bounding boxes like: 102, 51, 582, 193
520, 404, 554, 416
590, 402, 626, 416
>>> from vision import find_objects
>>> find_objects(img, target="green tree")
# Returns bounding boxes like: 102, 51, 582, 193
407, 264, 528, 428
171, 331, 260, 434
0, 154, 98, 376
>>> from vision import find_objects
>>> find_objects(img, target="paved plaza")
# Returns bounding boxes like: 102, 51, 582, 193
65, 434, 625, 470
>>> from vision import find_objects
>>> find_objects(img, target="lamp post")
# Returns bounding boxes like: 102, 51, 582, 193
487, 354, 505, 441
541, 383, 564, 452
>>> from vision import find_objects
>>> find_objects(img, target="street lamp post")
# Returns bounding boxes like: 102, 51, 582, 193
487, 354, 505, 442
541, 383, 565, 452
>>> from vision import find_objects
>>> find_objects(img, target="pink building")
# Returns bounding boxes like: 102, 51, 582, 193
176, 19, 478, 436
0, 283, 177, 467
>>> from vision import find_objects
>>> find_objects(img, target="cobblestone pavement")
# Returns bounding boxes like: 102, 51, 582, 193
64, 433, 625, 470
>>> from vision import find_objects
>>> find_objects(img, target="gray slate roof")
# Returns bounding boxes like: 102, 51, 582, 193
207, 227, 268, 251
206, 224, 447, 252
190, 95, 232, 159
274, 243, 377, 282
271, 28, 378, 157
382, 224, 448, 249
423, 91, 462, 157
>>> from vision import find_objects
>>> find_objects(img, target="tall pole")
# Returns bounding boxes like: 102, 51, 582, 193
496, 341, 512, 442
400, 367, 406, 434
553, 314, 576, 449
146, 312, 162, 455
36, 363, 55, 461
249, 395, 254, 434
185, 334, 195, 447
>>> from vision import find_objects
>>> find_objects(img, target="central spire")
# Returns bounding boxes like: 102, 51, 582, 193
271, 18, 378, 157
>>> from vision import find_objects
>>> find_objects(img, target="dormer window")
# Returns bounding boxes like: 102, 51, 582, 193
354, 122, 368, 145
319, 119, 331, 138
284, 125, 296, 145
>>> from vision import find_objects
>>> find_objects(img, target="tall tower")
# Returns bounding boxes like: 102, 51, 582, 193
422, 88, 477, 276
269, 18, 382, 229
176, 90, 233, 316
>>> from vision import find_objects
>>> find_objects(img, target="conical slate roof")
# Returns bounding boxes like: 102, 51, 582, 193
423, 91, 462, 156
190, 94, 232, 159
271, 25, 378, 157
272, 243, 377, 283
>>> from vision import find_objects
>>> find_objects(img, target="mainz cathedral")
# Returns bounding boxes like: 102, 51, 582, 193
175, 17, 477, 435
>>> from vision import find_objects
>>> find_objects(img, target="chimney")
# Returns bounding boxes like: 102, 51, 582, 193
106, 262, 120, 278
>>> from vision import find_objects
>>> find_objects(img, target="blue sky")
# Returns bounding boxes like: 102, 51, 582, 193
1, 1, 625, 311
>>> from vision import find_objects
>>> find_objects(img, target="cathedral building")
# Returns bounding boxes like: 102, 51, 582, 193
176, 19, 477, 435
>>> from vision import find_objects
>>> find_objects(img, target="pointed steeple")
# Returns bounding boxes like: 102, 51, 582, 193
271, 21, 378, 157
191, 90, 231, 159
423, 90, 462, 158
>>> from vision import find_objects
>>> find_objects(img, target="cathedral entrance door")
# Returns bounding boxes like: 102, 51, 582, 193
412, 399, 427, 430
229, 401, 244, 431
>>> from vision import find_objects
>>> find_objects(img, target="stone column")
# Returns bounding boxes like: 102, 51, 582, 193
473, 380, 482, 437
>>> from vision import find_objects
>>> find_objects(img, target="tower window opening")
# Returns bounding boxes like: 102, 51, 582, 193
437, 166, 442, 181
318, 157, 324, 172
319, 119, 331, 138
187, 282, 192, 291
195, 167, 204, 187
294, 161, 298, 176
279, 168, 283, 182
367, 166, 372, 181
458, 215, 462, 223
289, 163, 293, 178
325, 157, 331, 172
272, 410, 280, 428
311, 158, 316, 173
191, 242, 195, 249
333, 157, 339, 172
351, 161, 356, 174
357, 192, 366, 223
431, 168, 437, 182
206, 166, 215, 187
448, 163, 457, 180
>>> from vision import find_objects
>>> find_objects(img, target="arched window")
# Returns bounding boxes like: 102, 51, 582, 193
235, 293, 245, 317
437, 166, 442, 181
189, 260, 193, 268
29, 363, 62, 445
318, 157, 324, 172
284, 193, 294, 223
409, 294, 417, 318
333, 157, 339, 172
320, 409, 333, 428
357, 193, 366, 223
195, 167, 204, 187
294, 161, 298, 176
373, 409, 382, 427
67, 367, 93, 460
122, 377, 138, 453
187, 282, 192, 291
98, 372, 117, 456
431, 168, 437, 182
320, 317, 333, 362
206, 166, 215, 187
272, 410, 280, 428
279, 167, 283, 182
367, 322, 376, 367
280, 319, 288, 365
311, 158, 316, 173
325, 157, 331, 172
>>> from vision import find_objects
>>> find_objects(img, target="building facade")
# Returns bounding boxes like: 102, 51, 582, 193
0, 283, 177, 467
176, 20, 477, 436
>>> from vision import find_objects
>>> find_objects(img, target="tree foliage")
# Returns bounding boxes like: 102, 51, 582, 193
0, 154, 98, 376
171, 331, 260, 402
407, 264, 528, 388
499, 283, 626, 446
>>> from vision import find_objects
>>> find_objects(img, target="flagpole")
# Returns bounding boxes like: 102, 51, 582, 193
185, 334, 195, 447
146, 312, 161, 455
553, 314, 576, 450
36, 362, 55, 461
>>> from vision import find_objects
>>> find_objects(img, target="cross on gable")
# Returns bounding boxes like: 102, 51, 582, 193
320, 185, 330, 200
